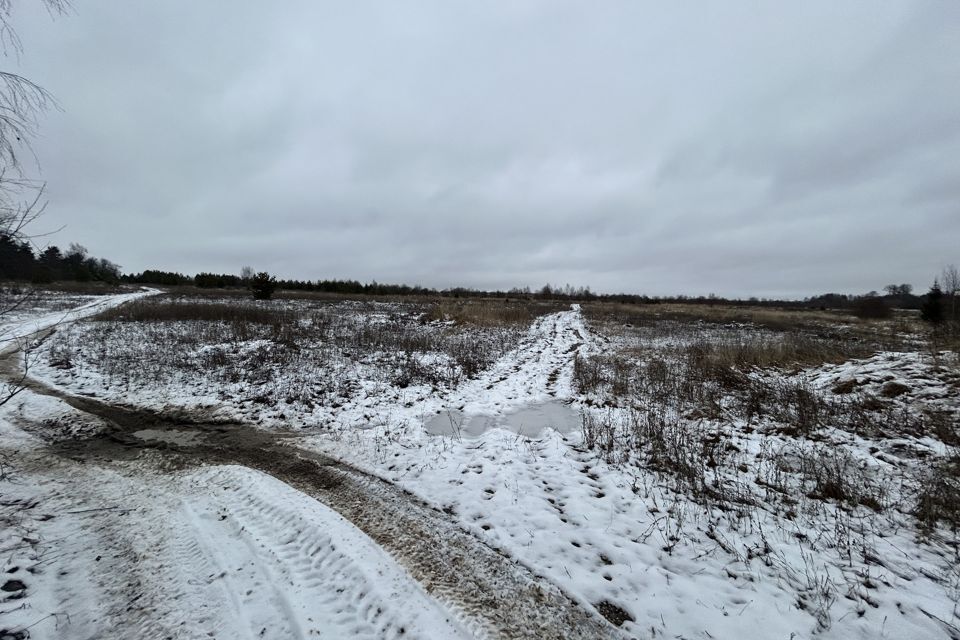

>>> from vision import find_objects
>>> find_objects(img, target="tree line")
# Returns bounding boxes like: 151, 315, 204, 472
6, 244, 957, 327
118, 266, 957, 318
0, 235, 122, 284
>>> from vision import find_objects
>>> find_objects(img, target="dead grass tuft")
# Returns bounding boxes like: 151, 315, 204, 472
914, 455, 960, 529
879, 381, 910, 398
831, 379, 858, 394
798, 446, 886, 510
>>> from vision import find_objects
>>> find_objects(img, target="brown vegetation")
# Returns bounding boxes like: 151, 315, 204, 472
422, 299, 566, 327
95, 299, 291, 325
584, 301, 916, 352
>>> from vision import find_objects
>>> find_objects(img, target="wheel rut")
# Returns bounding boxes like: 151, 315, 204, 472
3, 337, 616, 639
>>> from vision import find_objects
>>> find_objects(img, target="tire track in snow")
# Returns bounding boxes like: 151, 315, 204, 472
216, 447, 615, 639
448, 307, 593, 413
9, 455, 474, 639
9, 391, 614, 637
197, 467, 452, 640
5, 303, 615, 639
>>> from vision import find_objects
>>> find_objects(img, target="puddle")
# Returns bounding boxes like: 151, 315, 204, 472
424, 401, 581, 438
132, 429, 201, 446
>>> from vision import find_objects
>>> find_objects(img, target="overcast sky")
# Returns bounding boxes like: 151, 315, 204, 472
10, 1, 960, 297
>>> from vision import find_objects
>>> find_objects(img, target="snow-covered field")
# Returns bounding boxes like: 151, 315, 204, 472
0, 288, 155, 351
0, 292, 481, 639
3, 292, 959, 638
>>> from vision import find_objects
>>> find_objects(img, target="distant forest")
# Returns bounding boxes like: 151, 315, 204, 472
0, 233, 941, 317
0, 235, 121, 284
121, 268, 927, 315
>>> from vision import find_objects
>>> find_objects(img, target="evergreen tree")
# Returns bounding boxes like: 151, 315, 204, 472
250, 272, 277, 300
920, 282, 944, 325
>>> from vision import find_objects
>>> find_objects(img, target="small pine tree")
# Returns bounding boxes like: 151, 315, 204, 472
920, 282, 944, 325
250, 271, 277, 300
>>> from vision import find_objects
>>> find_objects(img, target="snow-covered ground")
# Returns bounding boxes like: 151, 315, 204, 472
0, 293, 475, 640
1, 293, 609, 639
7, 293, 960, 638
308, 309, 960, 639
0, 288, 155, 347
0, 451, 472, 639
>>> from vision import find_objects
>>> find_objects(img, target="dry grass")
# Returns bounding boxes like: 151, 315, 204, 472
134, 288, 567, 328
683, 334, 873, 370
575, 298, 960, 544
59, 296, 529, 408
797, 446, 886, 510
95, 299, 291, 325
914, 455, 960, 530
585, 301, 847, 330
422, 299, 565, 327
585, 301, 918, 351
574, 325, 945, 443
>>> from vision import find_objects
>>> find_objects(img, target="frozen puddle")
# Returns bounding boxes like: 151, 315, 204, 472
132, 428, 201, 446
425, 401, 581, 438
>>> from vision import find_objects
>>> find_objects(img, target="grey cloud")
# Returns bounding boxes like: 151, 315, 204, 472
9, 1, 959, 298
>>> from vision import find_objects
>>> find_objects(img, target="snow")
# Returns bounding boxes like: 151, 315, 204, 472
0, 292, 472, 639
8, 293, 960, 638
302, 308, 960, 639
0, 449, 471, 638
808, 350, 960, 412
0, 287, 157, 348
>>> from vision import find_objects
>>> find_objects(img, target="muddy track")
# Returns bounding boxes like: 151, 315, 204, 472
3, 334, 616, 639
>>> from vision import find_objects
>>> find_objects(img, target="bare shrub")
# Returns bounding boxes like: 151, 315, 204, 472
797, 446, 885, 511
914, 454, 960, 530
924, 409, 960, 447
445, 334, 495, 379
683, 341, 749, 392
573, 354, 604, 396
391, 353, 443, 388
580, 411, 615, 456
879, 381, 910, 398
743, 379, 831, 437
608, 357, 632, 396
831, 379, 858, 394
47, 342, 74, 369
582, 408, 751, 505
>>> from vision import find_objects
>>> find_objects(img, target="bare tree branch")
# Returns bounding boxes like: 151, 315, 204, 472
0, 0, 70, 59
0, 1, 72, 409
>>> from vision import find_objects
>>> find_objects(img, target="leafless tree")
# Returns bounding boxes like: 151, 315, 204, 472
883, 284, 913, 297
942, 264, 960, 323
0, 1, 68, 238
0, 1, 70, 408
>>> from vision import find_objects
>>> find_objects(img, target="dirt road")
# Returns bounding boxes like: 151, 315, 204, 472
1, 331, 615, 639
